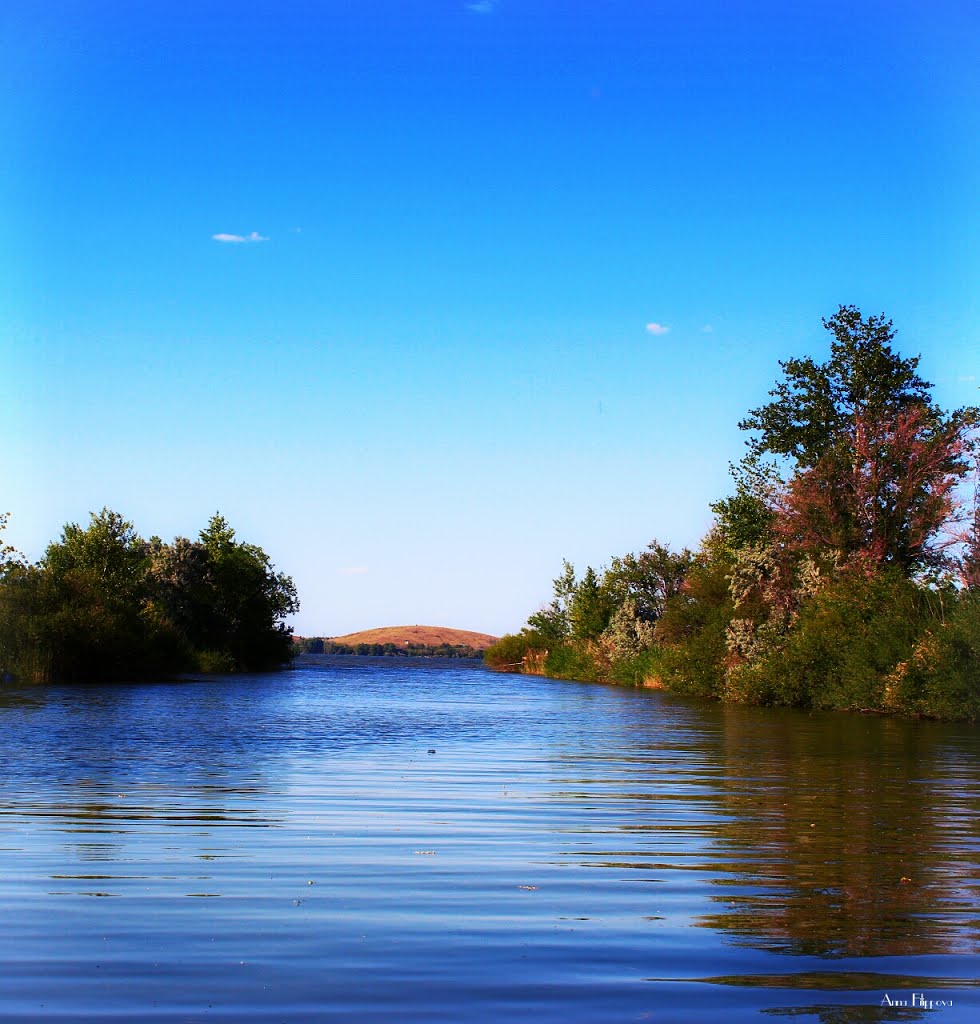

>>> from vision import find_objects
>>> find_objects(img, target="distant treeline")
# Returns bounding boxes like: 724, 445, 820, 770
0, 510, 298, 683
296, 638, 484, 659
486, 307, 980, 721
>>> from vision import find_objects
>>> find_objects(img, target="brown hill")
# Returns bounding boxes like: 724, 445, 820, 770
324, 625, 500, 650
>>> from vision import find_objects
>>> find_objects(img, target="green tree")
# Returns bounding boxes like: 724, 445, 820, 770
193, 514, 299, 671
709, 455, 779, 554
0, 514, 35, 678
526, 559, 576, 644
0, 513, 23, 569
147, 535, 214, 646
740, 305, 936, 468
569, 566, 614, 640
602, 540, 695, 622
32, 509, 179, 681
741, 306, 975, 573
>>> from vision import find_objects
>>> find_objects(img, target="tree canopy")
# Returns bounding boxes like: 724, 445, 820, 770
739, 305, 937, 468
0, 510, 299, 683
486, 307, 980, 720
739, 305, 975, 573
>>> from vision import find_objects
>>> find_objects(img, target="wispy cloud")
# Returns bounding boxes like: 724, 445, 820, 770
958, 374, 976, 382
702, 324, 714, 334
466, 1, 497, 13
645, 322, 670, 336
337, 566, 369, 575
212, 231, 269, 243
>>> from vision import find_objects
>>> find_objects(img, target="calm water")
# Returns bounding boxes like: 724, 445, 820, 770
0, 656, 977, 1023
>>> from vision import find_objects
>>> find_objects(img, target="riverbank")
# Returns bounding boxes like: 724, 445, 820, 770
485, 583, 980, 723
485, 308, 980, 723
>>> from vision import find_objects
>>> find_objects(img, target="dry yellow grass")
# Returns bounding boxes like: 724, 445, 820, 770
323, 625, 500, 650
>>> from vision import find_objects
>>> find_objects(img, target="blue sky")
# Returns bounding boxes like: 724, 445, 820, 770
3, 0, 978, 636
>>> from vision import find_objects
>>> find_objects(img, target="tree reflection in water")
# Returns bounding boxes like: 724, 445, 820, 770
700, 706, 980, 959
761, 1004, 926, 1022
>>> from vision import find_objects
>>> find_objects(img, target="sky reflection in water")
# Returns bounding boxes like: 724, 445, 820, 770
0, 657, 977, 1023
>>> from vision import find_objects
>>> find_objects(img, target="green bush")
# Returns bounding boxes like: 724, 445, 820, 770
483, 631, 545, 672
887, 595, 980, 720
194, 649, 236, 674
651, 561, 732, 699
543, 642, 602, 683
606, 648, 665, 688
655, 625, 728, 698
733, 569, 932, 711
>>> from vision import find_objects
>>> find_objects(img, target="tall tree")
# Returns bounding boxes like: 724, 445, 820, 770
526, 560, 576, 644
194, 514, 299, 670
741, 307, 975, 573
34, 509, 163, 681
602, 541, 694, 621
774, 407, 970, 572
740, 305, 936, 469
569, 566, 614, 641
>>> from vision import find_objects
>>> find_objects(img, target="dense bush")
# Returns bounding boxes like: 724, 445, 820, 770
0, 510, 298, 683
543, 643, 603, 683
726, 569, 931, 710
886, 596, 980, 720
606, 648, 665, 688
483, 631, 546, 671
651, 561, 732, 699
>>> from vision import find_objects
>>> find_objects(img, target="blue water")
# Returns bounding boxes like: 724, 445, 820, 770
0, 656, 977, 1022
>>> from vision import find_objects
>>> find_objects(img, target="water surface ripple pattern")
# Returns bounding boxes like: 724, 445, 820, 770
0, 656, 977, 1022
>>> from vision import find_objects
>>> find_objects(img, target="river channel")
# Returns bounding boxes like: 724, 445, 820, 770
0, 656, 977, 1022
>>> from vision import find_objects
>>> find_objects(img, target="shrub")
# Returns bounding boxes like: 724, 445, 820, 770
607, 647, 665, 688
483, 631, 545, 672
543, 642, 602, 683
651, 560, 732, 699
734, 568, 932, 711
886, 595, 980, 720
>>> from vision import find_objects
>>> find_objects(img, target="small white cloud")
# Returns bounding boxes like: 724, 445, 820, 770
466, 1, 497, 13
337, 566, 369, 575
702, 324, 714, 334
212, 231, 269, 243
958, 374, 976, 382
645, 322, 670, 336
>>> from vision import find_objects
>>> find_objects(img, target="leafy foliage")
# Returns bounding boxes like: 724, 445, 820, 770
525, 560, 576, 645
0, 510, 298, 683
491, 307, 980, 720
602, 541, 695, 622
483, 630, 548, 672
773, 406, 971, 573
739, 305, 935, 468
709, 456, 778, 554
885, 595, 980, 720
568, 566, 613, 641
726, 568, 932, 710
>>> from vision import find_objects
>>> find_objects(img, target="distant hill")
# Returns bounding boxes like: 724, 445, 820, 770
322, 625, 500, 650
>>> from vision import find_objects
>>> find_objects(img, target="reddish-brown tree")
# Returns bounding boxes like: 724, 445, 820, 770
773, 406, 971, 573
